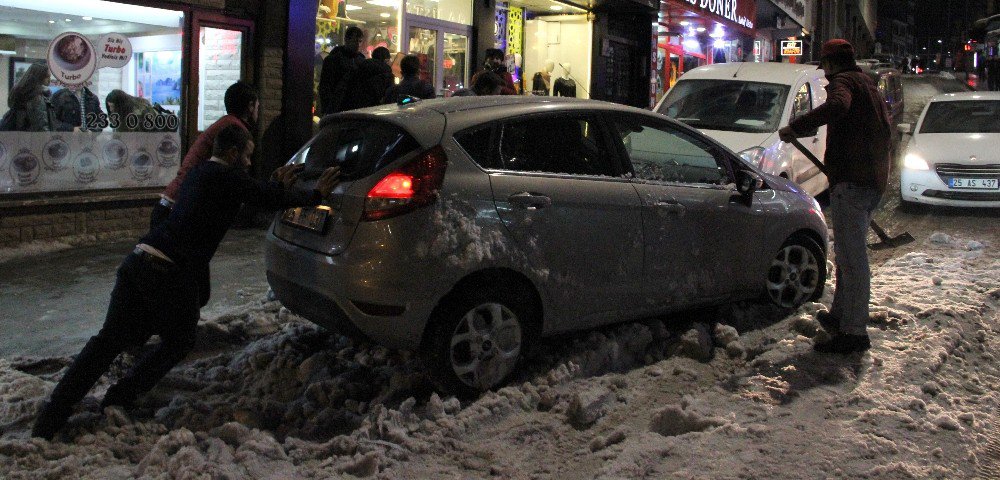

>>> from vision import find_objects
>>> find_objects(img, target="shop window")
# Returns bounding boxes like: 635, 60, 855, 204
611, 117, 724, 185
0, 1, 184, 194
314, 0, 402, 116
406, 0, 472, 25
499, 116, 615, 177
197, 27, 243, 131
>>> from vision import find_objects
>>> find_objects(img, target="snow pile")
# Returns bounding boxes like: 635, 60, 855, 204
1, 233, 997, 478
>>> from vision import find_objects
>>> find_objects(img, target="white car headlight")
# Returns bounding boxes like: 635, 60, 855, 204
738, 147, 766, 167
904, 153, 929, 170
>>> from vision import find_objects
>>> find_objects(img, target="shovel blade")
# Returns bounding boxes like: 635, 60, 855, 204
867, 232, 916, 251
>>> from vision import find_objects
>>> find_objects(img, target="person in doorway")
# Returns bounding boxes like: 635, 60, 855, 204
451, 71, 504, 97
51, 86, 103, 132
384, 55, 436, 103
318, 26, 366, 115
470, 48, 516, 95
1, 63, 55, 132
339, 46, 395, 110
31, 125, 343, 441
778, 39, 892, 354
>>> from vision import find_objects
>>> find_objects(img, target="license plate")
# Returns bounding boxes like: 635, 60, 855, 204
949, 178, 999, 190
281, 206, 331, 233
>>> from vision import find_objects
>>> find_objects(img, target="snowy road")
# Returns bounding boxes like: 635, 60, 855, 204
1, 74, 998, 479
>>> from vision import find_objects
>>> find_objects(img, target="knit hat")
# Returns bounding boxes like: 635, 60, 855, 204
820, 39, 855, 59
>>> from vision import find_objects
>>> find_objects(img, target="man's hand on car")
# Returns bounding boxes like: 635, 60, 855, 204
272, 164, 305, 188
778, 126, 799, 143
315, 166, 342, 197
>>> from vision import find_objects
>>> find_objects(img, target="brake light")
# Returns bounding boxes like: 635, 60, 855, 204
362, 146, 447, 221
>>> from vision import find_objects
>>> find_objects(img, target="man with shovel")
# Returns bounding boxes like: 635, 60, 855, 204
778, 39, 892, 354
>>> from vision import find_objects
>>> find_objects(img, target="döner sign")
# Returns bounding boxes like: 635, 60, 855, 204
679, 0, 755, 29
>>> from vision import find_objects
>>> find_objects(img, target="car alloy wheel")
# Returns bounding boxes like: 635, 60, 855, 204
767, 242, 822, 308
449, 303, 522, 391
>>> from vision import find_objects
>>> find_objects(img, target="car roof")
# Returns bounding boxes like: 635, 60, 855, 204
928, 91, 1000, 102
673, 62, 824, 85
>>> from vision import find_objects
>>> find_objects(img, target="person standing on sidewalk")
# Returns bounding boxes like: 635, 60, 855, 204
318, 26, 366, 115
31, 125, 342, 440
778, 39, 892, 354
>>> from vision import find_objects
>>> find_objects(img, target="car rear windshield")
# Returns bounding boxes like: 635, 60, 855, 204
920, 100, 1000, 134
288, 121, 421, 180
657, 80, 790, 133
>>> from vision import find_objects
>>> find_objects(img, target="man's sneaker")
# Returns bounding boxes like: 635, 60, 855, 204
814, 333, 871, 354
31, 402, 71, 440
815, 311, 841, 335
100, 387, 136, 411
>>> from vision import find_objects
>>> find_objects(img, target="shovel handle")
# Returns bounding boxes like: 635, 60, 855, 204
787, 137, 828, 175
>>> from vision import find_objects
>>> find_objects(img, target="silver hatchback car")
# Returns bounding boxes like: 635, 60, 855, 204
265, 96, 828, 395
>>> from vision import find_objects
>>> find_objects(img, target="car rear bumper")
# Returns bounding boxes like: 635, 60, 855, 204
264, 231, 431, 351
900, 168, 1000, 208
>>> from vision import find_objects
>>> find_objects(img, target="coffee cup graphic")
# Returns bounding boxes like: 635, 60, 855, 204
42, 137, 71, 171
10, 149, 41, 187
157, 136, 180, 167
48, 33, 97, 88
74, 150, 100, 184
102, 139, 128, 170
129, 148, 156, 181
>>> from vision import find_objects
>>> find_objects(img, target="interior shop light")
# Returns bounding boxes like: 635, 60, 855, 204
680, 21, 690, 26
683, 39, 701, 50
713, 38, 725, 48
696, 27, 706, 32
3, 0, 182, 27
366, 0, 400, 8
345, 5, 362, 10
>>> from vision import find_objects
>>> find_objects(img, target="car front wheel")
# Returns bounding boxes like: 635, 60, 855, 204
767, 237, 826, 308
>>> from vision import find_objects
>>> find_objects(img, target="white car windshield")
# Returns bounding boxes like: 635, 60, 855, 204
920, 100, 1000, 134
657, 80, 790, 133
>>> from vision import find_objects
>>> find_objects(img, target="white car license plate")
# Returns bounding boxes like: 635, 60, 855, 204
949, 178, 999, 190
281, 206, 330, 233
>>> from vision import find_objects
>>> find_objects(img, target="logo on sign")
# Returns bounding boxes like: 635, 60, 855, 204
781, 40, 803, 56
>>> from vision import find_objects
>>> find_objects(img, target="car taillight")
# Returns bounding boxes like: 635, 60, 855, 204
362, 146, 447, 221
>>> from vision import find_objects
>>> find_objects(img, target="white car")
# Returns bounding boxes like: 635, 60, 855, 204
654, 63, 830, 196
899, 92, 1000, 208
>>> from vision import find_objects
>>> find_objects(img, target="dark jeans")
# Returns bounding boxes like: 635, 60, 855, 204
41, 252, 201, 416
149, 200, 210, 307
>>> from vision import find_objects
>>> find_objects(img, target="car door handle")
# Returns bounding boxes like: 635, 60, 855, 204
508, 192, 552, 210
654, 199, 686, 214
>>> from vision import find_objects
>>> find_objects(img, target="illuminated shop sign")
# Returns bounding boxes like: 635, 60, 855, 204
781, 40, 802, 56
672, 0, 757, 30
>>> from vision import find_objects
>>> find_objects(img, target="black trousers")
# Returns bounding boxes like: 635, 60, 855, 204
43, 251, 201, 414
150, 201, 211, 307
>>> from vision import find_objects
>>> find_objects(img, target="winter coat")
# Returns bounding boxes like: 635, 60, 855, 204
385, 76, 436, 103
51, 88, 104, 131
788, 66, 892, 193
162, 115, 250, 201
318, 46, 365, 115
5, 88, 55, 132
471, 68, 517, 95
339, 58, 395, 111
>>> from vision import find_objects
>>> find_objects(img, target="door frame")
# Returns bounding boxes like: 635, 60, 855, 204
403, 16, 472, 97
187, 11, 255, 148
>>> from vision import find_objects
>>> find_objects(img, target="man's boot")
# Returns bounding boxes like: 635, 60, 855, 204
814, 333, 871, 354
815, 311, 841, 335
31, 402, 73, 440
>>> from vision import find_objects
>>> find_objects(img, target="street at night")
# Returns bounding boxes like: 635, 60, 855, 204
2, 0, 1000, 478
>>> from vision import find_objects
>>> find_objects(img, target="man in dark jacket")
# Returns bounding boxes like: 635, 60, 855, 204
318, 26, 366, 115
470, 48, 517, 95
340, 46, 395, 110
31, 125, 342, 440
779, 39, 892, 354
385, 55, 436, 103
51, 87, 103, 132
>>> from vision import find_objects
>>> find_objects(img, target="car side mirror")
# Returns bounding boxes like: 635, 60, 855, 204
735, 169, 764, 197
898, 123, 912, 135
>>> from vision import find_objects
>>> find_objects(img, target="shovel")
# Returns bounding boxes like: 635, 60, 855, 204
788, 138, 915, 251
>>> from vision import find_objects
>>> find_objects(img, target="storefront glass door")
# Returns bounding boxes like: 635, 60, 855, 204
405, 18, 469, 97
189, 12, 253, 139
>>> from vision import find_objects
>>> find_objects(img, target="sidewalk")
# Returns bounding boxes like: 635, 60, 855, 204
0, 228, 270, 358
